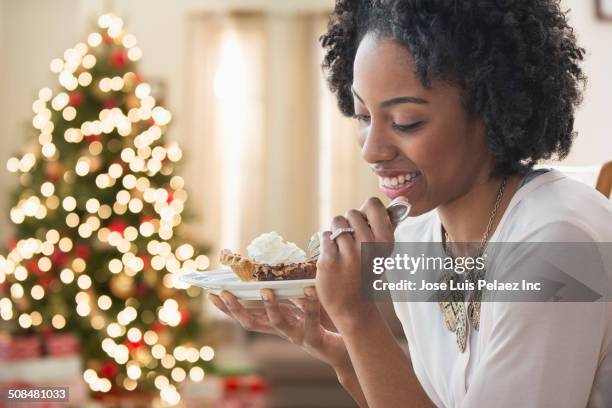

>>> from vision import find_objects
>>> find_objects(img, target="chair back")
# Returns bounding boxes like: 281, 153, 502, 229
595, 161, 612, 198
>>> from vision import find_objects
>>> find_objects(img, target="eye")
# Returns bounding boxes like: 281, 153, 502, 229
353, 114, 371, 124
392, 121, 423, 133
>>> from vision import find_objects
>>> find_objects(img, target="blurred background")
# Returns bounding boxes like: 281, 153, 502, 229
0, 0, 610, 407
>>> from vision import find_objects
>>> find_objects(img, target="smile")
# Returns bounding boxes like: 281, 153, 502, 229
377, 171, 422, 200
378, 172, 420, 188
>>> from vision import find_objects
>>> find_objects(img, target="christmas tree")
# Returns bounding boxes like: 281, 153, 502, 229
0, 13, 213, 405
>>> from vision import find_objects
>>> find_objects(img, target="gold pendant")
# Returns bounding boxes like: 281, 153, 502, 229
438, 301, 468, 352
466, 268, 484, 331
437, 270, 468, 352
467, 301, 481, 331
455, 303, 467, 352
439, 301, 458, 332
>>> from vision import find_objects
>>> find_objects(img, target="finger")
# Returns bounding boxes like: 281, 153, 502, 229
302, 287, 324, 347
278, 303, 304, 323
219, 290, 260, 331
208, 293, 233, 317
360, 196, 394, 241
291, 295, 336, 332
217, 300, 301, 325
319, 230, 339, 261
330, 215, 354, 253
344, 208, 374, 243
289, 298, 306, 311
261, 288, 301, 341
212, 292, 276, 319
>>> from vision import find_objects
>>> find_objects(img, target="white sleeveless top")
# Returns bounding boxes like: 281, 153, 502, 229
391, 169, 612, 407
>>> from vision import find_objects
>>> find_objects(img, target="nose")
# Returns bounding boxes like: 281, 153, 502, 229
360, 119, 397, 164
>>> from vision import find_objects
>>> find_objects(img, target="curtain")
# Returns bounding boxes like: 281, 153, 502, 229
184, 12, 382, 271
312, 16, 383, 229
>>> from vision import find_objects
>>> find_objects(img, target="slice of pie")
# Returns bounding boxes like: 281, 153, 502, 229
219, 232, 317, 281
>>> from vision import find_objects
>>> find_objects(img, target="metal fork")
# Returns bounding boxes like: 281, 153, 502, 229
307, 197, 411, 261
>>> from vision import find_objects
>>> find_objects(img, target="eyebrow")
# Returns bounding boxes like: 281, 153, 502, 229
351, 86, 429, 107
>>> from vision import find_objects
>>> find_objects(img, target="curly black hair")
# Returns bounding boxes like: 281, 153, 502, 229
320, 0, 586, 176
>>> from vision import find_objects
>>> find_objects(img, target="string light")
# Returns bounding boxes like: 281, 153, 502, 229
78, 71, 93, 86
60, 268, 75, 284
189, 367, 205, 382
199, 346, 215, 361
3, 13, 212, 401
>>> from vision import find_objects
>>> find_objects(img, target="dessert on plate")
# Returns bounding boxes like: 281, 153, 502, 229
220, 232, 317, 282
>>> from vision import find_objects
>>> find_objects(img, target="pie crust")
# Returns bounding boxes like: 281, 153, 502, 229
220, 249, 316, 282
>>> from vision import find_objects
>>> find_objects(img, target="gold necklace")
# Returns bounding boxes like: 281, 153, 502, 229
437, 177, 508, 352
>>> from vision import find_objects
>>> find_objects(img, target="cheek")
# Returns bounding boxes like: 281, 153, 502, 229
396, 126, 464, 174
395, 125, 471, 204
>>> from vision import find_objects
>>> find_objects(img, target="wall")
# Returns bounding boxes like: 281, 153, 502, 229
0, 0, 85, 242
562, 0, 612, 165
0, 0, 610, 243
0, 0, 331, 243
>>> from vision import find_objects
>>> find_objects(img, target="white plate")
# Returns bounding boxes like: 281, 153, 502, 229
178, 268, 316, 300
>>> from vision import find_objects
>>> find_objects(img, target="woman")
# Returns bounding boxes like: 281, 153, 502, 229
209, 0, 612, 406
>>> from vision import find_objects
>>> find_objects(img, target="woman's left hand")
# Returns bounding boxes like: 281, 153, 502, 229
315, 196, 397, 331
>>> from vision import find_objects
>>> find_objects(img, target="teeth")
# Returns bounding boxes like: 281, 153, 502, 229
379, 172, 419, 188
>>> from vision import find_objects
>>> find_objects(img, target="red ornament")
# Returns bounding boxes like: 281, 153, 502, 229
44, 163, 61, 182
141, 255, 150, 270
223, 376, 242, 392
50, 249, 68, 266
34, 272, 53, 290
150, 321, 164, 333
74, 244, 91, 260
41, 326, 53, 337
25, 258, 42, 275
103, 33, 113, 45
7, 239, 18, 251
108, 219, 128, 235
246, 376, 268, 392
166, 191, 174, 204
69, 91, 84, 107
124, 338, 143, 350
110, 50, 128, 69
85, 134, 101, 144
179, 309, 191, 326
135, 282, 149, 297
100, 361, 119, 379
103, 98, 118, 109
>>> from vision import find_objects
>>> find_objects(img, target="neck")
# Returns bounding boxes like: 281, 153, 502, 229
438, 173, 521, 244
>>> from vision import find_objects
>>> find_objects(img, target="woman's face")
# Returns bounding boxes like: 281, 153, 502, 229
352, 32, 494, 215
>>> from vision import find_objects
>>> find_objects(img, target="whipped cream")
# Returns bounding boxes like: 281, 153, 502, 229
246, 231, 307, 266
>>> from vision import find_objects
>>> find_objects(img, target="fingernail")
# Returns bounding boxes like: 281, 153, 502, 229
260, 289, 270, 301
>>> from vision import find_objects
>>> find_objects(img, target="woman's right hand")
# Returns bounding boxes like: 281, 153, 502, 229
208, 287, 351, 371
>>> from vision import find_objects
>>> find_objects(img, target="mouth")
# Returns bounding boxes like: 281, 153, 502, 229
377, 171, 422, 199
